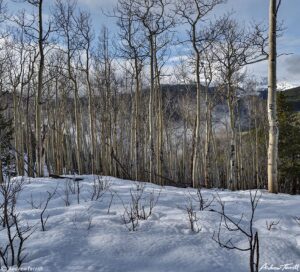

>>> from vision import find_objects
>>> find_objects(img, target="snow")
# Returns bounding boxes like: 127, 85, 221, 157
5, 175, 300, 272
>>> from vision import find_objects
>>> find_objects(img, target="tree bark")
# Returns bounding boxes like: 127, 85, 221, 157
192, 22, 201, 188
134, 59, 141, 181
267, 0, 279, 193
36, 0, 44, 177
148, 34, 155, 183
86, 46, 96, 175
204, 94, 212, 188
228, 85, 237, 190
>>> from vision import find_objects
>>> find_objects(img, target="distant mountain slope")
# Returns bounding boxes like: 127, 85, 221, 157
284, 86, 300, 111
259, 86, 300, 111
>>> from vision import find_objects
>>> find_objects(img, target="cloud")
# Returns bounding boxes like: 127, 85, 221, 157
243, 54, 300, 87
285, 55, 300, 75
77, 0, 117, 9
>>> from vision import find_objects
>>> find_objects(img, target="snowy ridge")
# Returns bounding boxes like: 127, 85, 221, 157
8, 176, 300, 272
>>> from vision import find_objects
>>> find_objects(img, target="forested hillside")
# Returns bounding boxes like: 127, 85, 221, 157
0, 0, 299, 194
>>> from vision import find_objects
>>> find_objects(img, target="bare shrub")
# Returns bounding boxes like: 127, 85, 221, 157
61, 182, 71, 207
183, 199, 201, 233
71, 206, 93, 231
121, 206, 139, 231
40, 187, 57, 231
0, 178, 35, 269
211, 190, 261, 272
181, 187, 214, 232
90, 176, 110, 201
67, 179, 76, 195
50, 176, 84, 203
121, 183, 161, 231
189, 186, 215, 211
266, 220, 280, 231
26, 193, 43, 209
293, 216, 300, 226
87, 213, 93, 231
65, 177, 82, 204
107, 191, 115, 214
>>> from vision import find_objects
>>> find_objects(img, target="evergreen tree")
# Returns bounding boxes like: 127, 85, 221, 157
277, 92, 300, 194
0, 105, 13, 183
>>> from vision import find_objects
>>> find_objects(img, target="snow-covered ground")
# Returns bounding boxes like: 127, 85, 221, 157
6, 176, 300, 272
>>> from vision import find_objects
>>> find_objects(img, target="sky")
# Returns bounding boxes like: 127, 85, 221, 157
8, 0, 300, 88
77, 0, 300, 88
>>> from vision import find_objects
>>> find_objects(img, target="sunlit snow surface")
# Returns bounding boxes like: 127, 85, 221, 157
10, 175, 300, 272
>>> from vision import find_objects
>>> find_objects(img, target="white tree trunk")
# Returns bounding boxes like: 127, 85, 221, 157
36, 0, 44, 177
192, 24, 201, 188
228, 91, 237, 190
267, 0, 279, 193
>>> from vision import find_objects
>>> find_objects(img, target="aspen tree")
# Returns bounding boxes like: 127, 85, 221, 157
267, 0, 281, 193
176, 0, 224, 187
